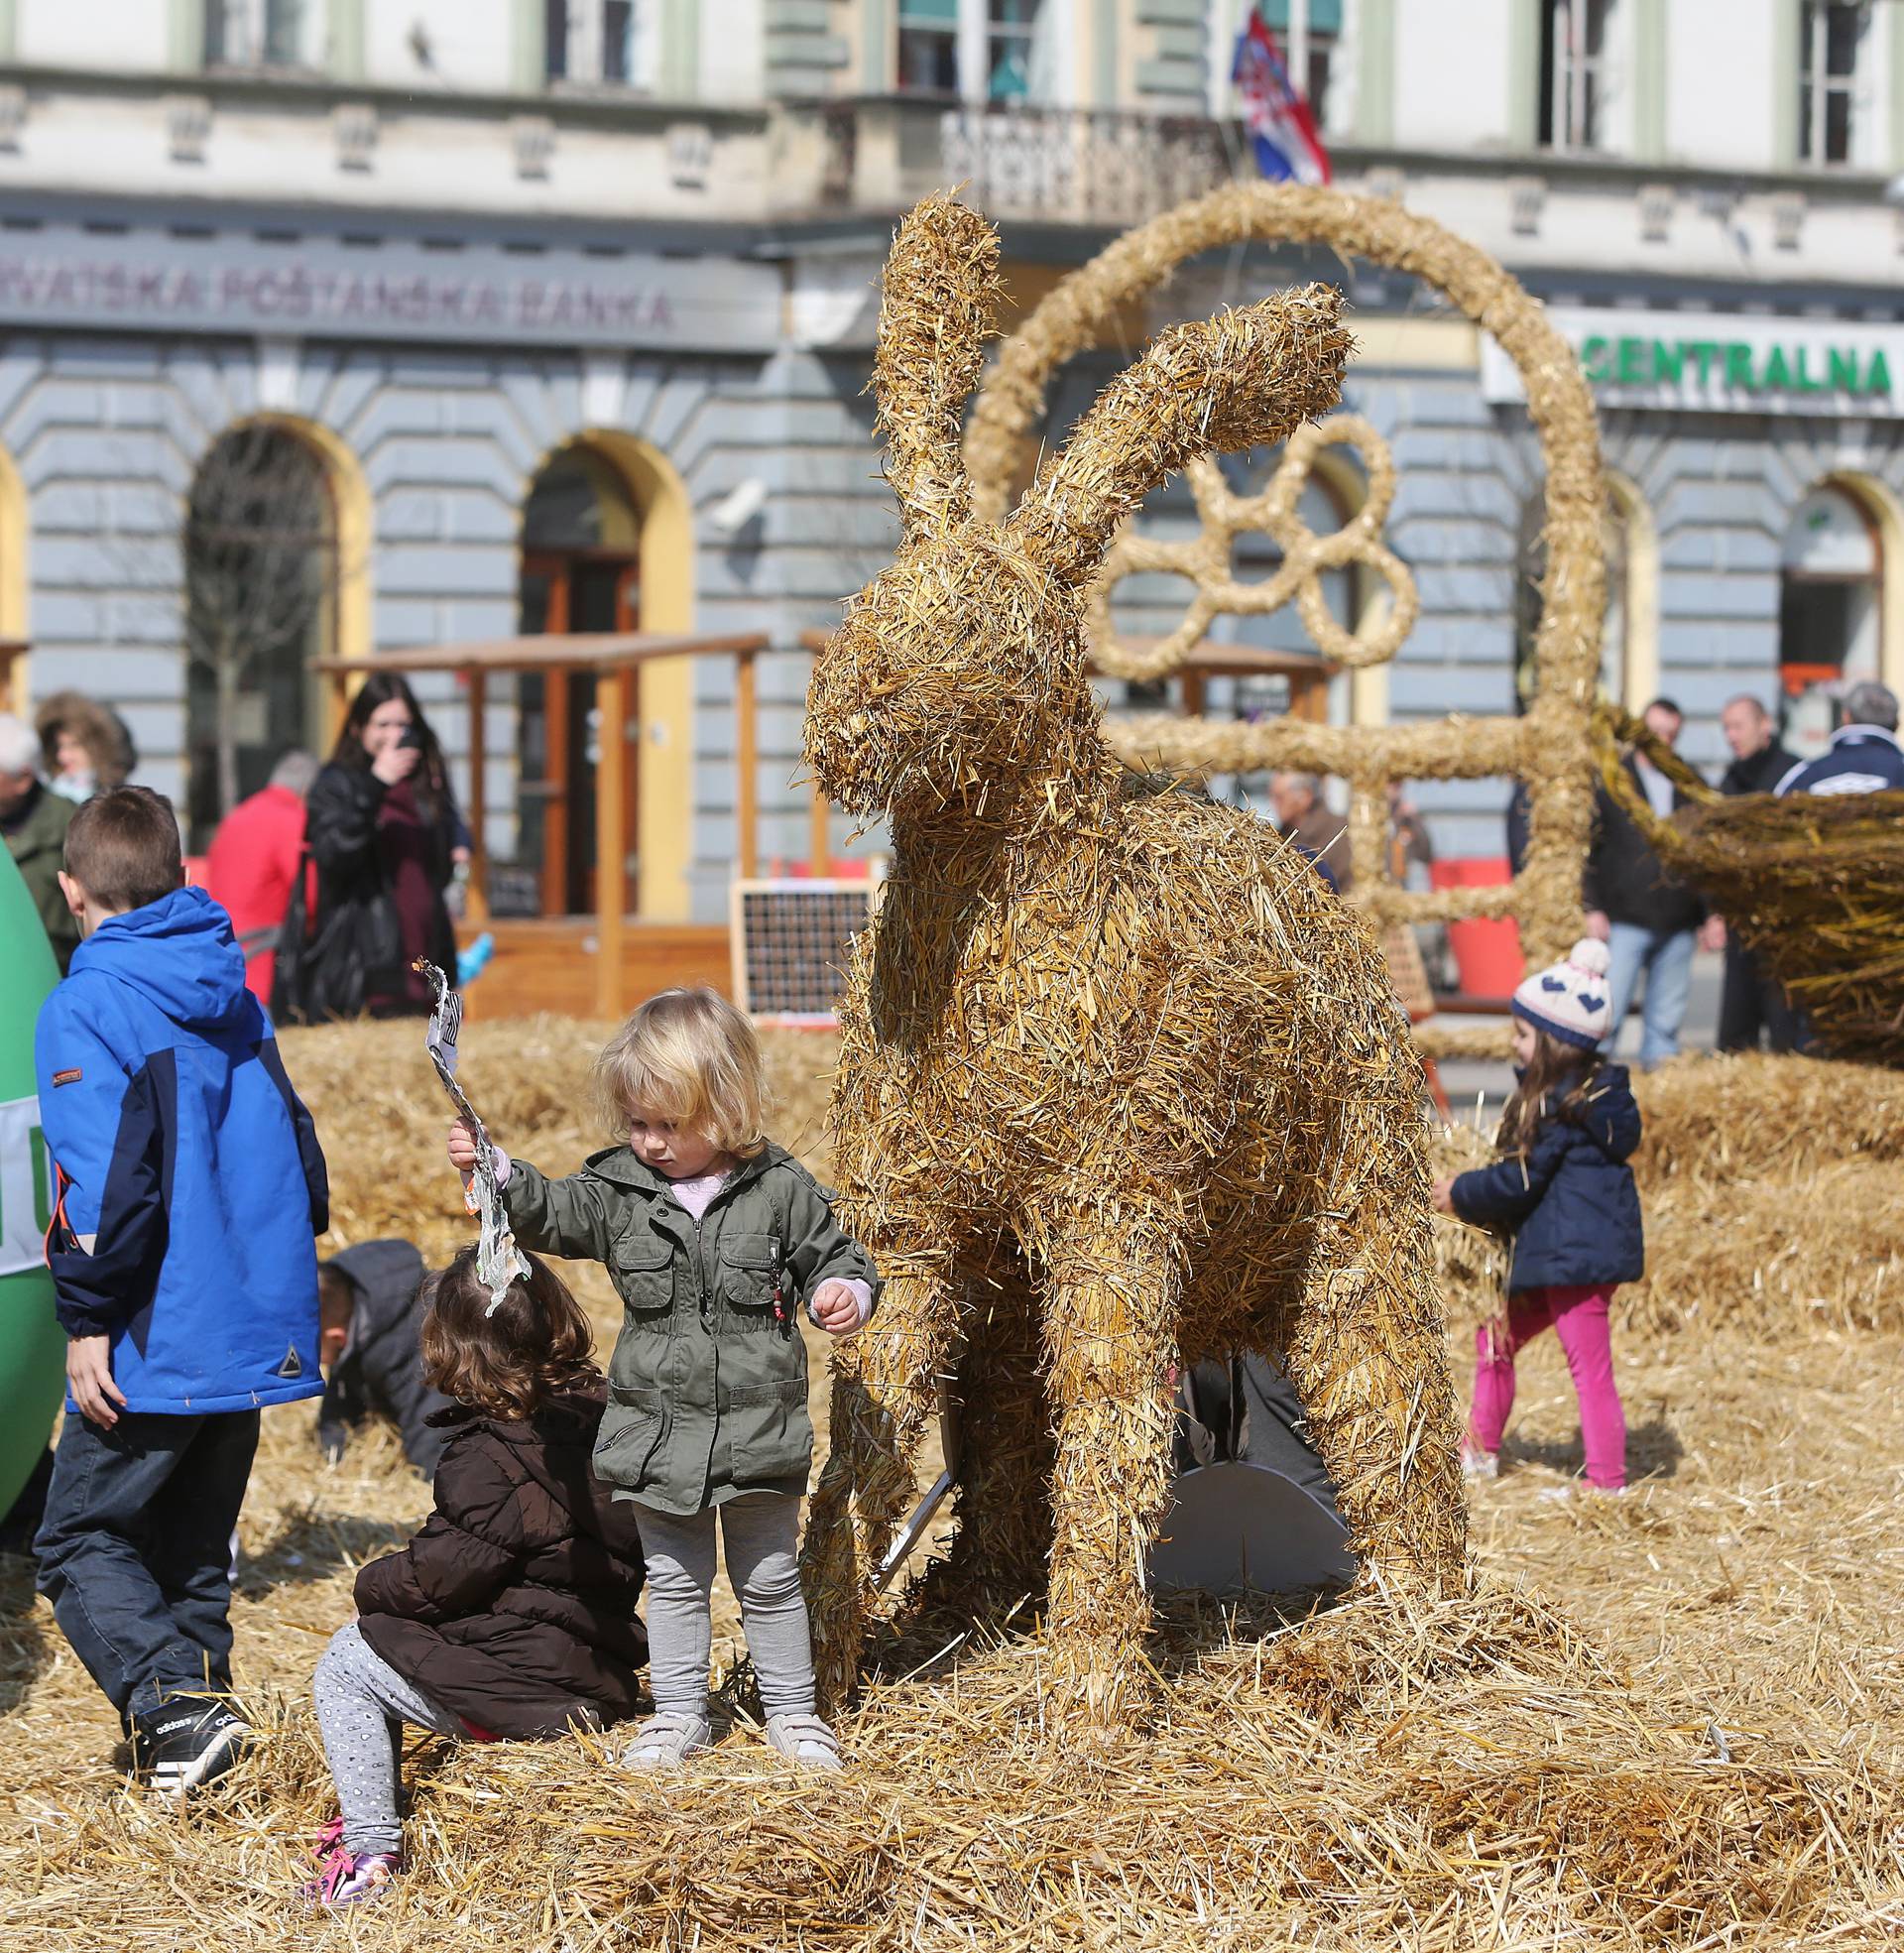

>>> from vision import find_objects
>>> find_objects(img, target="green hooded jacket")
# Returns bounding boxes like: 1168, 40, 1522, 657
3, 783, 78, 973
502, 1143, 880, 1516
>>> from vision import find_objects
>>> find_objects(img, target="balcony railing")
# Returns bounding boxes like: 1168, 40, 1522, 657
810, 98, 1243, 228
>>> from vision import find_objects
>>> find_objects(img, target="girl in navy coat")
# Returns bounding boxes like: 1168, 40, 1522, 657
1432, 936, 1640, 1491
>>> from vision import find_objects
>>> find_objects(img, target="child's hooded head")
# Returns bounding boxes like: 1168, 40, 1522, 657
420, 1247, 599, 1420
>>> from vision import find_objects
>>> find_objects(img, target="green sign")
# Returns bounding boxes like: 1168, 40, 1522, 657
1581, 333, 1893, 399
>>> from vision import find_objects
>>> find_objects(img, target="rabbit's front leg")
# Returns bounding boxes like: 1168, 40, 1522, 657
802, 1250, 963, 1715
1037, 1209, 1181, 1725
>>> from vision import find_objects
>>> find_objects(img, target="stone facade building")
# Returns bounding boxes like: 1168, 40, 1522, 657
1, 0, 1900, 906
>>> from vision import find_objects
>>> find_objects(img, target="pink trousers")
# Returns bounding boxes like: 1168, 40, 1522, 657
1468, 1282, 1627, 1489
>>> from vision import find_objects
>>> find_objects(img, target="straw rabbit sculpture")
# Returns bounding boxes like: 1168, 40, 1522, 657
802, 196, 1466, 1718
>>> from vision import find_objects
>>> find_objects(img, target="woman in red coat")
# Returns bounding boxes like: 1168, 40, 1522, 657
204, 750, 317, 1003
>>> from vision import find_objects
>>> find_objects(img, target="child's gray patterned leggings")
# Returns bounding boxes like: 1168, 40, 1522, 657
312, 1620, 463, 1857
636, 1491, 814, 1720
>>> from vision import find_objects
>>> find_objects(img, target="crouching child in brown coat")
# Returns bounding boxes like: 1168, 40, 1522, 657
302, 1246, 647, 1909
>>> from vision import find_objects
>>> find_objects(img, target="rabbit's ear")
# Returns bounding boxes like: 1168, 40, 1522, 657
1010, 285, 1351, 583
874, 194, 1001, 536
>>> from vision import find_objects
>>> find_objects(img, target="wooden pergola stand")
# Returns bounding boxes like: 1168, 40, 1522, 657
315, 630, 799, 1022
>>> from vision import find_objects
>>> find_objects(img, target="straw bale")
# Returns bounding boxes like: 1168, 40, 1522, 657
1595, 705, 1904, 1066
964, 183, 1612, 1048
1637, 1050, 1904, 1182
802, 194, 1466, 1720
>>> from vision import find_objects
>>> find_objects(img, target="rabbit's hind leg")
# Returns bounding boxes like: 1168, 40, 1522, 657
1036, 1211, 1181, 1727
917, 1270, 1052, 1626
803, 1255, 963, 1715
1283, 1084, 1469, 1604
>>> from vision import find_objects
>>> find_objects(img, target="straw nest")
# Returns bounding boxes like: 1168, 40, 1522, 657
5, 1022, 1901, 1948
1594, 705, 1904, 1066
963, 183, 1612, 1048
1432, 1052, 1904, 1338
801, 193, 1466, 1719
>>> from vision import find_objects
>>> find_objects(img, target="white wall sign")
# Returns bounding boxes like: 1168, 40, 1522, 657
0, 1095, 52, 1281
0, 221, 782, 354
1482, 307, 1904, 419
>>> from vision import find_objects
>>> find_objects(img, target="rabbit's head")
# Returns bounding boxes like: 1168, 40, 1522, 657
805, 195, 1351, 824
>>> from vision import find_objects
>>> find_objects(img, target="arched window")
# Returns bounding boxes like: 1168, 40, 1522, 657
1514, 479, 1650, 712
513, 445, 643, 916
1780, 482, 1881, 751
182, 423, 336, 848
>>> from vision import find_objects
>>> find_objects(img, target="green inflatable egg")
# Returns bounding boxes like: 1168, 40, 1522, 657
0, 843, 63, 1517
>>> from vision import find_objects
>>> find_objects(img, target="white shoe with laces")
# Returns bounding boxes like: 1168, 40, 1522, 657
1461, 1448, 1498, 1482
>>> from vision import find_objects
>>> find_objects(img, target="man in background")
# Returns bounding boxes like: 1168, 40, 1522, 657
1269, 770, 1353, 893
1714, 695, 1801, 1053
1584, 697, 1706, 1069
204, 749, 318, 1005
0, 711, 79, 971
1775, 680, 1904, 796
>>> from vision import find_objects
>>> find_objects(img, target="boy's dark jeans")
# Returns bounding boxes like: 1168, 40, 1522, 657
34, 1408, 260, 1723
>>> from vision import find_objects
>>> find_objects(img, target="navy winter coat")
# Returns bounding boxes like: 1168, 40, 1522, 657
35, 885, 330, 1413
1774, 727, 1904, 796
1450, 1064, 1644, 1292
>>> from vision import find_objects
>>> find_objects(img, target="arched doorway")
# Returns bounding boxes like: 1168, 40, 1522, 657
515, 446, 642, 916
182, 422, 339, 849
1780, 481, 1882, 756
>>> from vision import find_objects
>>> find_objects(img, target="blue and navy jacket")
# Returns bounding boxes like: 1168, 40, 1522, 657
1450, 1064, 1644, 1293
35, 885, 329, 1414
1774, 727, 1904, 797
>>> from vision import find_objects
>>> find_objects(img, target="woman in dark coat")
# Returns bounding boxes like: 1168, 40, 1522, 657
280, 671, 465, 1022
304, 1248, 647, 1908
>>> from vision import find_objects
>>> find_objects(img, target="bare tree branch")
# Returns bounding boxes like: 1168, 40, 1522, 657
183, 424, 334, 820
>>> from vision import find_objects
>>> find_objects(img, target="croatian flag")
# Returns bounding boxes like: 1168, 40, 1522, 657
1232, 9, 1332, 186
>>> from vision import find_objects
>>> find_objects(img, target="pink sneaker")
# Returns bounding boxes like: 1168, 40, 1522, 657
301, 1816, 403, 1908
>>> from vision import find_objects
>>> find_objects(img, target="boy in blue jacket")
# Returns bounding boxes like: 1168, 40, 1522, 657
32, 787, 329, 1791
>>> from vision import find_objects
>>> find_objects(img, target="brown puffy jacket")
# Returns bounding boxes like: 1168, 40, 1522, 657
354, 1386, 649, 1740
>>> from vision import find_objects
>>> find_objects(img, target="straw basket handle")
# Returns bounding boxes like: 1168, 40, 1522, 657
1591, 702, 1719, 861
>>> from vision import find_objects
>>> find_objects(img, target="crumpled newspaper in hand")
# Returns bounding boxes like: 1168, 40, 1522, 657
415, 960, 530, 1317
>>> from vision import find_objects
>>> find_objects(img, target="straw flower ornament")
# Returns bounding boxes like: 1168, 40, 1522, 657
1085, 414, 1420, 681
801, 193, 1467, 1721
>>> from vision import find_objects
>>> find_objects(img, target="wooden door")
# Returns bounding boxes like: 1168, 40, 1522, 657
517, 549, 639, 916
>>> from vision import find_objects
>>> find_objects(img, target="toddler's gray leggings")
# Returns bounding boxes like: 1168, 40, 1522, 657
312, 1620, 462, 1857
636, 1491, 814, 1721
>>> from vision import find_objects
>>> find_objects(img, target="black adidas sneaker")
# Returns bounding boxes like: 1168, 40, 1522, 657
132, 1695, 253, 1794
